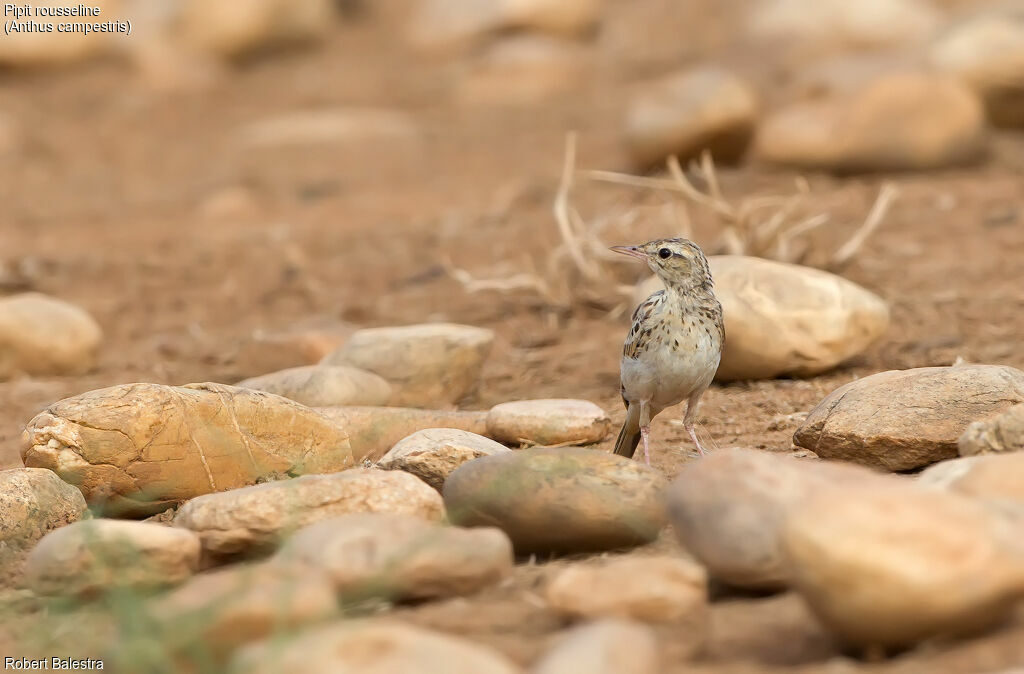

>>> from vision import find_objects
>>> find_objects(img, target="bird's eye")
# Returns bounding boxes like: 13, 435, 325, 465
658, 248, 672, 259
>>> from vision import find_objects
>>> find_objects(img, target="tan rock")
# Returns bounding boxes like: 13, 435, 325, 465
457, 35, 588, 106
531, 619, 659, 674
151, 562, 338, 658
232, 620, 522, 674
179, 0, 335, 58
233, 325, 351, 379
174, 469, 444, 559
25, 519, 200, 598
666, 448, 885, 589
545, 556, 707, 623
794, 365, 1024, 471
322, 323, 494, 407
237, 365, 392, 407
444, 447, 667, 553
317, 406, 489, 462
22, 383, 353, 517
960, 403, 1024, 456
0, 0, 121, 67
920, 453, 1024, 510
486, 399, 610, 446
0, 468, 87, 559
756, 73, 986, 172
239, 108, 417, 148
377, 428, 511, 490
277, 513, 513, 601
782, 483, 1024, 648
930, 5, 1024, 127
625, 65, 758, 168
636, 256, 889, 381
0, 293, 102, 380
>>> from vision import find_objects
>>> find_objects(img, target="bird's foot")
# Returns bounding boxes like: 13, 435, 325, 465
640, 425, 652, 466
685, 424, 708, 458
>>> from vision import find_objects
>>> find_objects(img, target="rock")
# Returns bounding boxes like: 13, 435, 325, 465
233, 324, 351, 379
0, 293, 103, 380
277, 513, 513, 602
179, 0, 335, 58
407, 0, 600, 52
531, 619, 658, 674
782, 482, 1024, 648
960, 403, 1024, 456
377, 428, 511, 490
624, 66, 758, 168
239, 109, 417, 148
747, 0, 940, 51
636, 256, 888, 381
666, 448, 884, 589
756, 73, 986, 172
322, 323, 494, 408
174, 469, 444, 560
930, 5, 1024, 127
444, 447, 667, 553
0, 468, 87, 561
150, 562, 338, 658
457, 35, 588, 106
317, 406, 490, 462
22, 383, 353, 517
486, 399, 610, 446
0, 0, 120, 67
236, 365, 392, 407
920, 453, 1024, 510
545, 556, 707, 623
25, 519, 200, 598
794, 365, 1024, 471
232, 620, 522, 674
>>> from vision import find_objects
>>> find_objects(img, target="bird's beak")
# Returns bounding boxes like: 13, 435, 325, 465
610, 245, 647, 261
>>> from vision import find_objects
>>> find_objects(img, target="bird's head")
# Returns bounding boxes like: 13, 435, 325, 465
610, 238, 713, 291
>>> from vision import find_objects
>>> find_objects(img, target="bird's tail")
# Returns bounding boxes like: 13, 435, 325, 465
613, 403, 642, 459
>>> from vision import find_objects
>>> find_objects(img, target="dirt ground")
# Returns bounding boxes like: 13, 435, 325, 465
2, 1, 1024, 671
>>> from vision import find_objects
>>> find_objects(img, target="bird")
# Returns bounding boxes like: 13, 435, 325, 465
610, 238, 724, 465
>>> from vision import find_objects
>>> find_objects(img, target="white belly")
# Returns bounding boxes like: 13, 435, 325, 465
621, 328, 721, 411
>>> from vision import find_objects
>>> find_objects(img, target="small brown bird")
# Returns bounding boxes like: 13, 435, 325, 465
611, 238, 724, 464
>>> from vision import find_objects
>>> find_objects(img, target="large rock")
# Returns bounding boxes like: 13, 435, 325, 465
277, 513, 513, 602
322, 323, 494, 407
532, 619, 659, 674
150, 562, 338, 658
317, 406, 489, 462
624, 66, 758, 168
794, 365, 1024, 471
22, 383, 354, 516
545, 556, 707, 623
0, 468, 87, 561
236, 365, 392, 407
377, 428, 511, 490
930, 5, 1024, 127
756, 73, 986, 172
232, 621, 521, 674
782, 482, 1024, 648
25, 519, 201, 598
960, 403, 1024, 456
444, 447, 667, 553
407, 0, 600, 52
174, 469, 444, 560
178, 0, 335, 58
920, 453, 1024, 510
666, 448, 884, 589
0, 293, 102, 380
636, 256, 889, 381
486, 399, 610, 446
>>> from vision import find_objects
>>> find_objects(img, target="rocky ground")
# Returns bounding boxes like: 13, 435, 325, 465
2, 0, 1024, 672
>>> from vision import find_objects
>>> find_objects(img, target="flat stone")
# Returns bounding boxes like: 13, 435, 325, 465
377, 428, 511, 491
444, 447, 667, 553
25, 519, 200, 598
794, 365, 1024, 471
0, 293, 102, 380
960, 403, 1024, 456
277, 513, 513, 602
174, 469, 444, 560
236, 365, 392, 407
0, 468, 87, 559
920, 453, 1024, 511
531, 619, 659, 674
486, 399, 611, 446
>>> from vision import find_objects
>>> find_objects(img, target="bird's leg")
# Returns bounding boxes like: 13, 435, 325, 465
684, 392, 707, 457
639, 400, 652, 466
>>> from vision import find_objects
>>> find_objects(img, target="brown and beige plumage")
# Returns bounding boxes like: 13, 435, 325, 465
611, 238, 724, 464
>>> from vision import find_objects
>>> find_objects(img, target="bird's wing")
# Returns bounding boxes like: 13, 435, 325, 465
622, 290, 665, 360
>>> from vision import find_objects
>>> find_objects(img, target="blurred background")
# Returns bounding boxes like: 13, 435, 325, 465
1, 0, 1023, 469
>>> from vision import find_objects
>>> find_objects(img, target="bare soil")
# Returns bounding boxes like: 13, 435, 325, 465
2, 1, 1024, 671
